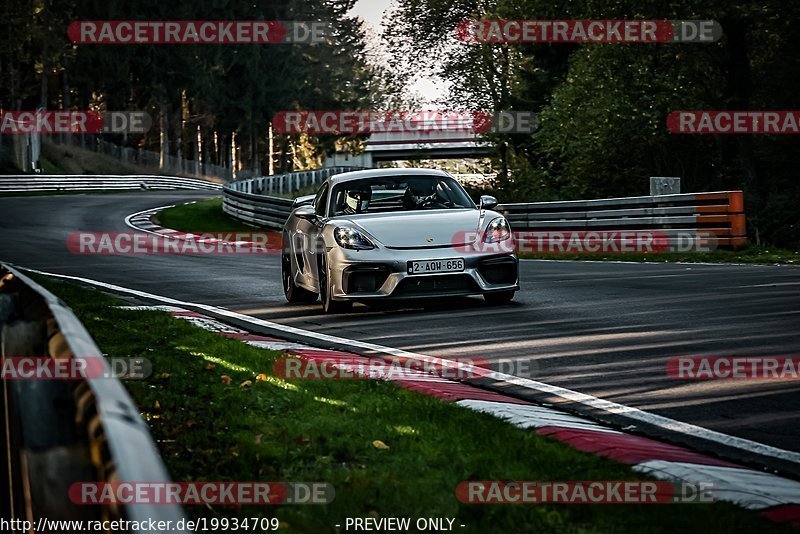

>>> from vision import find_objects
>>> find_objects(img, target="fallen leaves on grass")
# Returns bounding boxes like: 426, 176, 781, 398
240, 380, 252, 388
372, 440, 389, 450
220, 375, 232, 384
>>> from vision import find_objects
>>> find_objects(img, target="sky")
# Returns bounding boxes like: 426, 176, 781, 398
347, 0, 448, 105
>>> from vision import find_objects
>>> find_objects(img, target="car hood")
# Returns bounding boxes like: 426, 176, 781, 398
340, 209, 484, 248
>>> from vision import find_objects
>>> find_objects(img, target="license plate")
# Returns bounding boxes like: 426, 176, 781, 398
408, 258, 465, 274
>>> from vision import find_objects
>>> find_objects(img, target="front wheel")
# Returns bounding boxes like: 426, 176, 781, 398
282, 247, 317, 303
318, 249, 352, 314
484, 290, 515, 306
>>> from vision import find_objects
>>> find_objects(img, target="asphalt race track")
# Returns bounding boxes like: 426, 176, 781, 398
2, 191, 799, 453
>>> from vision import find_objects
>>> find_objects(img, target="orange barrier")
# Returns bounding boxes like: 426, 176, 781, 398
501, 190, 747, 249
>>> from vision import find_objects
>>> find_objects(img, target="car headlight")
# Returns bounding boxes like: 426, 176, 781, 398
483, 217, 511, 243
334, 227, 375, 250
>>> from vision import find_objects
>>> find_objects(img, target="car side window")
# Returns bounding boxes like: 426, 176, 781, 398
314, 183, 329, 217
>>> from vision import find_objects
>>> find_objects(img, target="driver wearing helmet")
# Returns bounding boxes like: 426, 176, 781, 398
343, 185, 372, 214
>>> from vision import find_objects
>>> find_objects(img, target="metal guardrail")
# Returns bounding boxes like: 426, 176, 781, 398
499, 191, 746, 247
0, 265, 186, 531
0, 174, 223, 192
223, 187, 295, 229
223, 171, 746, 247
222, 167, 362, 228
226, 166, 363, 196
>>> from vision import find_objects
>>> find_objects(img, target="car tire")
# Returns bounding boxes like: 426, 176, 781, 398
282, 246, 317, 304
483, 290, 515, 305
318, 248, 352, 314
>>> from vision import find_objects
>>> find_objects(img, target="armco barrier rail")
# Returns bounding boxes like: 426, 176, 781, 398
223, 187, 295, 228
222, 167, 362, 227
223, 172, 746, 247
226, 166, 364, 196
0, 265, 186, 531
0, 174, 222, 192
499, 191, 746, 247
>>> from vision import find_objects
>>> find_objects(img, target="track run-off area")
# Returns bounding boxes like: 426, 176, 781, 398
1, 191, 799, 466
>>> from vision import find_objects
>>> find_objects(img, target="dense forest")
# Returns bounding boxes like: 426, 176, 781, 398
388, 0, 800, 247
0, 0, 391, 174
1, 0, 798, 246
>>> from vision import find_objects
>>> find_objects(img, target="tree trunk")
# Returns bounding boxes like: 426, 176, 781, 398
61, 71, 71, 145
40, 64, 48, 109
159, 100, 169, 170
250, 126, 260, 176
723, 18, 759, 240
268, 122, 275, 175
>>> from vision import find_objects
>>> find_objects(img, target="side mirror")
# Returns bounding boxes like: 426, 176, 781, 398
479, 195, 498, 210
293, 194, 315, 207
294, 205, 317, 221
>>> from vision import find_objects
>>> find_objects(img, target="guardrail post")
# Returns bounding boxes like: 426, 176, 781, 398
0, 267, 188, 528
1, 318, 47, 519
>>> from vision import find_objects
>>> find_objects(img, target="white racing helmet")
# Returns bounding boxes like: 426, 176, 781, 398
345, 186, 372, 213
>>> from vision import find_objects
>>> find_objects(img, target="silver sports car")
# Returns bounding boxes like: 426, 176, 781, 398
281, 168, 519, 313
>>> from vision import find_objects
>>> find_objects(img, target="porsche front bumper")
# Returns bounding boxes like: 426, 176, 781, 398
325, 245, 519, 301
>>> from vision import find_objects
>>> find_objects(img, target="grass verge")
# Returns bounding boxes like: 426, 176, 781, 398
157, 197, 258, 233
519, 245, 799, 265
31, 275, 789, 533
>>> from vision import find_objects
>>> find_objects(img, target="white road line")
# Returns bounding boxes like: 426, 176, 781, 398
737, 282, 800, 288
520, 258, 799, 268
118, 304, 186, 312
633, 460, 800, 509
15, 265, 800, 468
457, 399, 622, 434
120, 304, 322, 351
124, 204, 177, 235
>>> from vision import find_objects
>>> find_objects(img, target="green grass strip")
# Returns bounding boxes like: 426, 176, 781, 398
32, 275, 790, 533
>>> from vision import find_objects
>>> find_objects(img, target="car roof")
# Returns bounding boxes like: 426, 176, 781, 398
328, 167, 450, 186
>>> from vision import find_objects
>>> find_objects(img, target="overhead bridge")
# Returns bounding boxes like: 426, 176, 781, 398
364, 127, 492, 162
323, 122, 492, 167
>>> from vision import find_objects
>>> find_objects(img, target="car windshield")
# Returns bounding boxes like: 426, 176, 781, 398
330, 175, 474, 216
